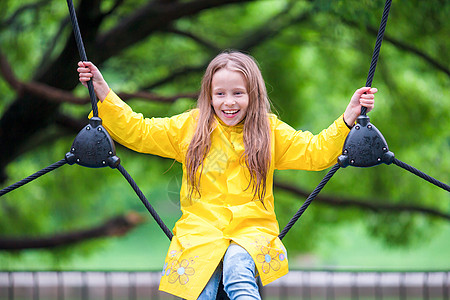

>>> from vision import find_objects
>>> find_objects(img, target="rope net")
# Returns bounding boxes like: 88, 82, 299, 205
0, 159, 67, 197
66, 0, 98, 117
279, 164, 341, 240
278, 0, 393, 237
0, 0, 447, 275
392, 158, 450, 192
117, 164, 173, 240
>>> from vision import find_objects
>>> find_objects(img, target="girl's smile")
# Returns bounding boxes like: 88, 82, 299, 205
211, 68, 249, 126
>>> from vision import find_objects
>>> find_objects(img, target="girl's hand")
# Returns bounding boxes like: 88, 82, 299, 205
77, 61, 110, 102
343, 87, 377, 127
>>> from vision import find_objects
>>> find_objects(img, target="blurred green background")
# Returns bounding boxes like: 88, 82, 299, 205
0, 0, 448, 271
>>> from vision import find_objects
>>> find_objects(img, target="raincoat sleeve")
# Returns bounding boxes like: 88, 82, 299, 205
89, 89, 192, 162
272, 114, 350, 170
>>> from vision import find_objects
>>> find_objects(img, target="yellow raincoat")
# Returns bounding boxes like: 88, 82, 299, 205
94, 90, 350, 300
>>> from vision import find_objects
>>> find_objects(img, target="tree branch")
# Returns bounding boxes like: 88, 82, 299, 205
0, 0, 48, 31
0, 50, 21, 91
117, 91, 198, 103
23, 81, 197, 105
102, 0, 127, 17
56, 113, 89, 133
0, 50, 197, 105
0, 212, 145, 251
161, 26, 221, 52
341, 18, 449, 77
96, 0, 255, 61
143, 4, 313, 90
232, 3, 311, 51
144, 65, 206, 90
35, 16, 71, 75
0, 0, 258, 179
274, 181, 450, 221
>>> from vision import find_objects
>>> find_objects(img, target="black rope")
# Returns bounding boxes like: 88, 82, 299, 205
278, 0, 394, 240
361, 0, 392, 116
0, 159, 67, 197
392, 158, 450, 192
279, 164, 340, 240
66, 0, 174, 241
66, 0, 98, 118
117, 164, 173, 240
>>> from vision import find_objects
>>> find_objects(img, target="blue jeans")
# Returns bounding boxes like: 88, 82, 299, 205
197, 243, 261, 300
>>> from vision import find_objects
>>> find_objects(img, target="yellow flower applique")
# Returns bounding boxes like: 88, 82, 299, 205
168, 259, 195, 285
256, 246, 281, 274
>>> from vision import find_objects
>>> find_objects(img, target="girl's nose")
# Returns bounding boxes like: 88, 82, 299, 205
224, 96, 236, 106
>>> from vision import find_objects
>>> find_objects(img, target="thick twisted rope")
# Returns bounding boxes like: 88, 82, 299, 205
279, 0, 393, 239
66, 0, 174, 240
0, 159, 67, 197
117, 164, 173, 240
361, 0, 392, 115
66, 0, 98, 118
279, 164, 340, 240
392, 158, 450, 192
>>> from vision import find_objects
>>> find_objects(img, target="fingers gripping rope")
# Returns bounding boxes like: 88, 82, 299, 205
0, 160, 67, 197
361, 0, 392, 116
279, 0, 445, 240
66, 0, 173, 238
66, 0, 98, 117
279, 1, 393, 239
2, 1, 174, 242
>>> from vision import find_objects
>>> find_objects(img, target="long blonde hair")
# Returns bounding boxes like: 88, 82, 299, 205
186, 51, 272, 202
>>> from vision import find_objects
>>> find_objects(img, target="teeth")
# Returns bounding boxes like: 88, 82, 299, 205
223, 110, 238, 114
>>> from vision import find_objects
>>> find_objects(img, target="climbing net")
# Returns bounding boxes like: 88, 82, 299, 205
1, 0, 449, 247
278, 0, 449, 240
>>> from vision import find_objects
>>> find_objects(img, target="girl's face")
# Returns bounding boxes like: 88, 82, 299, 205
211, 68, 249, 126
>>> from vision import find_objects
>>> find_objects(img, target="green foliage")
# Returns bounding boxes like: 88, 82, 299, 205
0, 0, 448, 269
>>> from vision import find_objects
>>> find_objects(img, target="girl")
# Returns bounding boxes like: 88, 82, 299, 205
78, 51, 376, 300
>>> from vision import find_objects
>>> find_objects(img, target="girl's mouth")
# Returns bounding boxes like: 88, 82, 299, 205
222, 109, 239, 118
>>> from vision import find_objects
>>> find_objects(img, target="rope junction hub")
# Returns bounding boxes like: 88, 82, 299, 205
65, 117, 120, 168
338, 115, 395, 168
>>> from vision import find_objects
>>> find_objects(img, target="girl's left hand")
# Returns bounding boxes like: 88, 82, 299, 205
343, 87, 377, 127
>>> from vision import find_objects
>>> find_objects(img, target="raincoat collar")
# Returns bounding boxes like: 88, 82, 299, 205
214, 114, 245, 132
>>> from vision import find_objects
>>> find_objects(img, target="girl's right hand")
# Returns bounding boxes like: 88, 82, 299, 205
77, 61, 110, 102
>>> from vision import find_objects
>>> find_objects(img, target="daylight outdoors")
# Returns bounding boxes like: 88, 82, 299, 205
0, 0, 448, 299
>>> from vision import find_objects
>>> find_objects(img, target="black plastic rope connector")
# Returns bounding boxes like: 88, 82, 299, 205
278, 0, 394, 240
65, 117, 120, 168
338, 115, 394, 168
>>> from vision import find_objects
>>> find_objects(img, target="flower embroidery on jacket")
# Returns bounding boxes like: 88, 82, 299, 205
278, 245, 287, 262
162, 262, 168, 276
256, 246, 281, 274
168, 259, 195, 285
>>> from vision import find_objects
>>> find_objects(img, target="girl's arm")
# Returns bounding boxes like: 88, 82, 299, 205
274, 87, 377, 171
343, 87, 377, 127
77, 61, 110, 101
78, 61, 190, 162
91, 91, 191, 162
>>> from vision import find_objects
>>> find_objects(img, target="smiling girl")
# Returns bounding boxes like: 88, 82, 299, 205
77, 51, 376, 300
